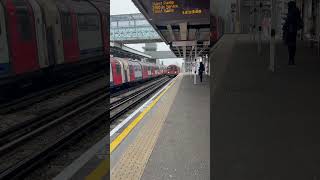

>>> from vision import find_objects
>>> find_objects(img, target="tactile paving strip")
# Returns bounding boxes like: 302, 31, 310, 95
111, 75, 183, 180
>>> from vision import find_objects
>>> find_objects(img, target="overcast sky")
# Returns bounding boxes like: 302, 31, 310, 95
110, 0, 183, 67
110, 0, 139, 15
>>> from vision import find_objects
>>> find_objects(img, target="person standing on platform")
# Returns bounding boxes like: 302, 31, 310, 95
282, 1, 303, 66
199, 62, 205, 82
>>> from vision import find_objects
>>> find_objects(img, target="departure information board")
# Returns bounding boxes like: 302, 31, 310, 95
141, 0, 209, 24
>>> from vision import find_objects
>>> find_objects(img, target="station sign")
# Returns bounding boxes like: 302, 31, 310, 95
138, 0, 210, 24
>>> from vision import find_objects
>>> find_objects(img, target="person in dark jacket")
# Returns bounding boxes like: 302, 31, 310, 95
282, 1, 303, 66
198, 62, 205, 82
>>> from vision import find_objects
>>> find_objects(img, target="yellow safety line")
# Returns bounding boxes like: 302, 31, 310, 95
85, 157, 109, 180
110, 79, 175, 153
85, 78, 176, 180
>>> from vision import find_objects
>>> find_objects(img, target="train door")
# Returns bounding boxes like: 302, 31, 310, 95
28, 0, 49, 68
153, 65, 156, 76
117, 59, 125, 84
111, 60, 122, 86
5, 0, 39, 74
128, 62, 135, 82
147, 65, 151, 78
51, 3, 64, 64
134, 63, 142, 81
0, 2, 10, 75
57, 2, 80, 63
110, 63, 113, 86
141, 63, 147, 79
124, 62, 128, 83
87, 2, 108, 56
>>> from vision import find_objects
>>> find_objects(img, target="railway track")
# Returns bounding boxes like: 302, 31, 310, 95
110, 76, 171, 122
0, 90, 107, 179
0, 71, 105, 114
0, 87, 106, 147
110, 76, 162, 98
0, 75, 169, 179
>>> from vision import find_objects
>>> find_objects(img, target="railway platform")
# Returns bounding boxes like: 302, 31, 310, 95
110, 73, 210, 180
53, 73, 210, 180
212, 34, 320, 179
52, 136, 109, 180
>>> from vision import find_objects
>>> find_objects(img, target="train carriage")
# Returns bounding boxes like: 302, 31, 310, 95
151, 64, 156, 77
117, 58, 130, 83
0, 0, 107, 88
88, 0, 108, 55
4, 0, 39, 75
35, 0, 65, 65
71, 0, 103, 60
140, 62, 149, 80
167, 64, 180, 77
127, 60, 136, 82
0, 1, 10, 76
29, 0, 49, 69
110, 57, 167, 88
147, 64, 152, 78
132, 60, 142, 81
110, 57, 123, 87
56, 0, 80, 63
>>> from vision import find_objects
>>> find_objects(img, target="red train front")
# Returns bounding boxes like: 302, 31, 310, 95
166, 65, 180, 78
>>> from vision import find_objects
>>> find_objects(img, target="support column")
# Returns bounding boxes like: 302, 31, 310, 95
250, 1, 254, 39
258, 0, 262, 55
208, 55, 210, 76
194, 45, 197, 85
253, 0, 256, 41
270, 0, 277, 72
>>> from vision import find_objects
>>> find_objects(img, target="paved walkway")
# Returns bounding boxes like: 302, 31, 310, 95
141, 74, 210, 180
212, 34, 320, 180
110, 74, 210, 180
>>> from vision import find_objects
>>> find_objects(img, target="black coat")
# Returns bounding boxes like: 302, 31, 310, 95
282, 7, 303, 45
198, 63, 205, 75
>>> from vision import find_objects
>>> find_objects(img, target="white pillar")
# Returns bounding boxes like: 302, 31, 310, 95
194, 45, 197, 85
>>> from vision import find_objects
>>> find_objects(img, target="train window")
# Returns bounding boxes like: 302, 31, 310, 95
111, 22, 117, 28
78, 14, 99, 31
135, 20, 148, 26
16, 9, 32, 41
60, 12, 72, 40
118, 21, 130, 27
116, 64, 121, 74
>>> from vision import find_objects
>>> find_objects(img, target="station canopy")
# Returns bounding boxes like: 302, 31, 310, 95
132, 0, 210, 58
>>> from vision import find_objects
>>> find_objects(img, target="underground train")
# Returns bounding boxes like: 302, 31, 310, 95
0, 0, 107, 86
110, 57, 167, 87
166, 64, 180, 77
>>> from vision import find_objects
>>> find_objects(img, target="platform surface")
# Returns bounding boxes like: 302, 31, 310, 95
212, 34, 320, 180
52, 136, 109, 180
110, 74, 210, 180
141, 74, 210, 180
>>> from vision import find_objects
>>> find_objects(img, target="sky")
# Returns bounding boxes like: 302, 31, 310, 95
110, 0, 184, 67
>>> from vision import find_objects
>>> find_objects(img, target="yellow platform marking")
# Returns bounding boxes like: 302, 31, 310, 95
85, 156, 109, 180
110, 78, 176, 154
85, 76, 179, 180
111, 75, 182, 180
